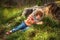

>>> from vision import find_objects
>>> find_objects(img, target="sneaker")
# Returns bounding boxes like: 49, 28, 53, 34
6, 31, 12, 35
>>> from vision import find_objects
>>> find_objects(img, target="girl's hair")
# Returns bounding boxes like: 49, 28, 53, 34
22, 8, 33, 18
44, 2, 60, 20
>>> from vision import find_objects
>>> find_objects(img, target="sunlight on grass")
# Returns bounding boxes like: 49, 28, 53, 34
0, 5, 60, 40
3, 8, 23, 21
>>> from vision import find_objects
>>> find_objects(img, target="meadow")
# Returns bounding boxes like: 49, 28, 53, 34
0, 1, 60, 40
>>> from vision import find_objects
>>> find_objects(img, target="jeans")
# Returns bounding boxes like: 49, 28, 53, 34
11, 22, 29, 32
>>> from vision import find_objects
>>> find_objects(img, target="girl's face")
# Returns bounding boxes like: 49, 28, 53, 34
36, 14, 41, 20
35, 9, 44, 20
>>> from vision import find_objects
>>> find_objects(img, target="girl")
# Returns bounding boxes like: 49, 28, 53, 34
6, 9, 44, 35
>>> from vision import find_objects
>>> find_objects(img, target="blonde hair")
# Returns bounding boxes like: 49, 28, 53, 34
44, 2, 60, 20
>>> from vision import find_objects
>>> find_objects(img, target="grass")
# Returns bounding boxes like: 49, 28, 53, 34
0, 5, 60, 40
3, 15, 60, 40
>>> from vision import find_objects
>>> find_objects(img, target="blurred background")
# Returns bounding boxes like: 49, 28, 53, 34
0, 0, 60, 40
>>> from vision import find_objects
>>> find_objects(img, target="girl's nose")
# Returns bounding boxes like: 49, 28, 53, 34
36, 15, 40, 19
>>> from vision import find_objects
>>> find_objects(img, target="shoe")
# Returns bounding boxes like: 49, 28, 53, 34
6, 31, 12, 35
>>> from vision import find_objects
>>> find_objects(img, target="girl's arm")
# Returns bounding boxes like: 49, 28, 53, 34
36, 21, 43, 25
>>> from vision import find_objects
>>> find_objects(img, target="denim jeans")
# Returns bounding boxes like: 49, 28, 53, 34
11, 22, 29, 32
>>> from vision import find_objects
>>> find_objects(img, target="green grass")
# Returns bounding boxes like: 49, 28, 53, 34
0, 7, 23, 24
3, 15, 60, 40
0, 6, 60, 40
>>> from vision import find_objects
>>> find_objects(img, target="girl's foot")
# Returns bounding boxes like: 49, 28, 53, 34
6, 31, 12, 35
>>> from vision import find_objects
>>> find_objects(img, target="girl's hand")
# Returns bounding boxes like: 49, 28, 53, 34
36, 21, 43, 25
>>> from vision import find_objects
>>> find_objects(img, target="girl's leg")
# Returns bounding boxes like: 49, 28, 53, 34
21, 27, 30, 32
6, 22, 29, 35
10, 22, 28, 32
